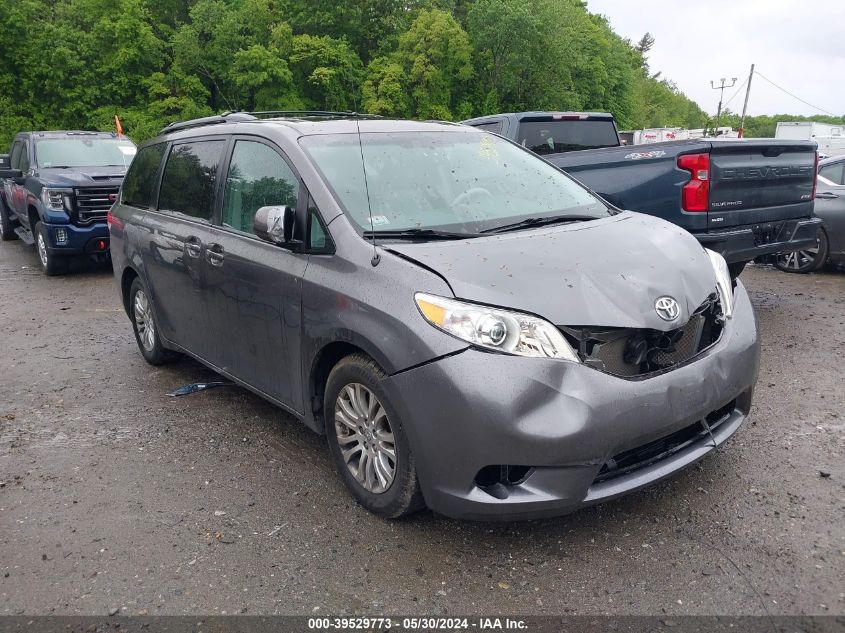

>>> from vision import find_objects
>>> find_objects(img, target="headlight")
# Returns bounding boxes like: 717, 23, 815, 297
41, 188, 71, 211
415, 293, 580, 362
705, 248, 734, 319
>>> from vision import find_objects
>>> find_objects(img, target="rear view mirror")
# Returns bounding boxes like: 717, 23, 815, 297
254, 205, 295, 245
0, 154, 10, 170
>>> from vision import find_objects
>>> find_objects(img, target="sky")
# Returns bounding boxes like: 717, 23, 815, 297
586, 0, 845, 117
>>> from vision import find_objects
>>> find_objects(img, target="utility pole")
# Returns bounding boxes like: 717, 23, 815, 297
738, 64, 755, 138
710, 76, 737, 135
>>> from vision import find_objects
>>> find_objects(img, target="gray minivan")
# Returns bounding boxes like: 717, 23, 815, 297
109, 112, 760, 520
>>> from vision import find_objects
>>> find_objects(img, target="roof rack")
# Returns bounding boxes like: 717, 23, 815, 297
159, 110, 381, 134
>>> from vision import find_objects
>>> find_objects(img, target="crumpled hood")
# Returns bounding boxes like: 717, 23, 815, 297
35, 167, 126, 187
387, 212, 718, 331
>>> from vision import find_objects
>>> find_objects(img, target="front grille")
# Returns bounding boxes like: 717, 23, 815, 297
74, 187, 119, 224
559, 293, 724, 379
593, 400, 736, 484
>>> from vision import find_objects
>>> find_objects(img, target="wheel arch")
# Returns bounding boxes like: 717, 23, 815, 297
120, 266, 141, 317
306, 339, 388, 434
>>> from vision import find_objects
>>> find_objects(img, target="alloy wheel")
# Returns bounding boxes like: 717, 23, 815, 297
133, 290, 156, 352
777, 246, 818, 272
334, 383, 396, 494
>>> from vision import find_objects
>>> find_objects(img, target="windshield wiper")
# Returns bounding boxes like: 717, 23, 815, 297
363, 228, 473, 240
479, 215, 599, 234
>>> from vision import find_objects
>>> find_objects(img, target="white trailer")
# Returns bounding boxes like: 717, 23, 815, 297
775, 121, 843, 141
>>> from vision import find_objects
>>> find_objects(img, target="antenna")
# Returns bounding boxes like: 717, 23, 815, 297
353, 110, 380, 267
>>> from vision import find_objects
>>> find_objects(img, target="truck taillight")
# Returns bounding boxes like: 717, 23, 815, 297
107, 210, 123, 231
811, 151, 819, 200
678, 153, 710, 212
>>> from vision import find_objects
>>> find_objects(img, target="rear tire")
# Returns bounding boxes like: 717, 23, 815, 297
0, 199, 19, 241
324, 354, 425, 519
128, 277, 174, 365
775, 230, 828, 274
35, 222, 68, 276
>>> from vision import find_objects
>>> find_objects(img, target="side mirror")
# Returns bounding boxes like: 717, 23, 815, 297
0, 155, 10, 170
0, 168, 23, 181
254, 205, 296, 245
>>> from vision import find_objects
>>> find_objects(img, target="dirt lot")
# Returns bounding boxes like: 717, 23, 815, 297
0, 238, 843, 617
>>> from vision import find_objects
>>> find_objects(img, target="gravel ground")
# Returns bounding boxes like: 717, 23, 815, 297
0, 238, 843, 617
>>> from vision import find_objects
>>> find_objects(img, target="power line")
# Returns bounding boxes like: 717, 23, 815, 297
754, 71, 837, 117
722, 77, 748, 110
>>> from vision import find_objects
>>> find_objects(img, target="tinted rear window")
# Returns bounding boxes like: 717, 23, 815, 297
517, 120, 619, 154
121, 143, 166, 208
158, 141, 226, 220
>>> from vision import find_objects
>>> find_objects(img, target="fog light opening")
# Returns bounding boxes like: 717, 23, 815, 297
54, 228, 68, 246
474, 465, 534, 499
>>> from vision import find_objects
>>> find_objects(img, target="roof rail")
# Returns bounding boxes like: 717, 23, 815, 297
159, 110, 382, 135
159, 112, 257, 135
247, 110, 383, 120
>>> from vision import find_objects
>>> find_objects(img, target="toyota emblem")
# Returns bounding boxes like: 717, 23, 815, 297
654, 296, 681, 321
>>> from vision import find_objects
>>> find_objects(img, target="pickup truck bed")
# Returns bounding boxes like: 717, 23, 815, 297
463, 112, 822, 270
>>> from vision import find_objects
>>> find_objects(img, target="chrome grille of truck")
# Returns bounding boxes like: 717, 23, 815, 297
559, 293, 724, 379
74, 187, 119, 224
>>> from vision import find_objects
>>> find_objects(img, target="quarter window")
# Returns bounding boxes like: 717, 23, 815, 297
158, 140, 226, 221
819, 161, 845, 186
122, 143, 166, 208
222, 140, 300, 234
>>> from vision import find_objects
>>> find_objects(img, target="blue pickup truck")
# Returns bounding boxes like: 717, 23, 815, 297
0, 131, 136, 275
463, 112, 822, 276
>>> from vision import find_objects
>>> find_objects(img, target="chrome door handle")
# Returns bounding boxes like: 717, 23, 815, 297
184, 236, 202, 258
206, 243, 224, 267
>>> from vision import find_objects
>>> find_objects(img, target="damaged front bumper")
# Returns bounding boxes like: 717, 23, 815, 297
385, 281, 760, 520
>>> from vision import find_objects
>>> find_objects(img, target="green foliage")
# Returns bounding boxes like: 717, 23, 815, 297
6, 0, 829, 149
715, 110, 845, 138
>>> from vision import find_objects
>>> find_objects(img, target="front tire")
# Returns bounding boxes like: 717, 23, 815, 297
35, 222, 68, 276
775, 230, 828, 274
128, 277, 173, 365
324, 354, 425, 519
0, 199, 18, 241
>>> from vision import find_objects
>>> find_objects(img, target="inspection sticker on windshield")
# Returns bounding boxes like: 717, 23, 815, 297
478, 136, 498, 159
119, 146, 137, 156
370, 215, 390, 226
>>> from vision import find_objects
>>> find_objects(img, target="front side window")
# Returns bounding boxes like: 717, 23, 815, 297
122, 143, 166, 209
158, 140, 226, 221
35, 137, 137, 168
19, 145, 30, 172
222, 140, 299, 234
300, 130, 608, 235
10, 142, 22, 170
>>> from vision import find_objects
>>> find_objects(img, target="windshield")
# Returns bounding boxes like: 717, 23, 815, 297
300, 131, 609, 235
35, 137, 137, 169
517, 120, 620, 154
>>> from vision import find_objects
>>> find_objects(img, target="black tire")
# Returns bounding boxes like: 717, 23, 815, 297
324, 354, 425, 519
0, 199, 18, 241
775, 230, 828, 274
727, 261, 747, 279
128, 277, 174, 365
35, 222, 68, 276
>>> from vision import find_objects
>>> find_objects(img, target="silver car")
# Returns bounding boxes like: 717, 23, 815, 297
109, 113, 760, 520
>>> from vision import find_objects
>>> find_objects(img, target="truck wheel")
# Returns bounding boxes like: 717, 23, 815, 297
129, 277, 174, 365
775, 230, 828, 274
35, 222, 68, 276
324, 354, 425, 519
0, 199, 18, 241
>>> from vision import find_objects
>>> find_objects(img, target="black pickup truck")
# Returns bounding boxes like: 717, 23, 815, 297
0, 131, 136, 275
462, 112, 821, 276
